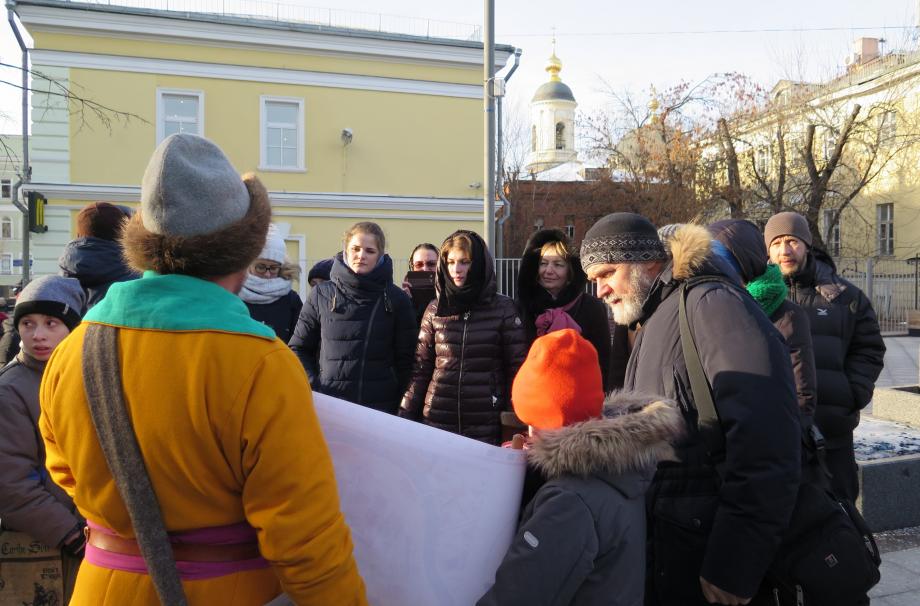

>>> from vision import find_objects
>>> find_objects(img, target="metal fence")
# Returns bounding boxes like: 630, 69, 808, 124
835, 257, 917, 335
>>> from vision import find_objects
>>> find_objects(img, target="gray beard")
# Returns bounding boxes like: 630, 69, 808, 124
607, 266, 656, 326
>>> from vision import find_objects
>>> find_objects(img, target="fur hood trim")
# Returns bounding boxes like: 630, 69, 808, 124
668, 223, 713, 281
122, 173, 272, 279
526, 390, 685, 480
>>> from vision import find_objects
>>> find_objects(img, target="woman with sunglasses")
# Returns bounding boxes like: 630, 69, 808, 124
239, 224, 303, 342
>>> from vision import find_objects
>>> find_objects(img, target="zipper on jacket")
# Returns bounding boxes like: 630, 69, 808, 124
357, 297, 383, 404
457, 311, 470, 436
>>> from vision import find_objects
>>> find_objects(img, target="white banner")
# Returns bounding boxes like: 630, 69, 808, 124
313, 393, 526, 606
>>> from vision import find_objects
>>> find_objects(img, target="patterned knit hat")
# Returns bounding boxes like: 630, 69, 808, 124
512, 329, 604, 430
581, 212, 669, 271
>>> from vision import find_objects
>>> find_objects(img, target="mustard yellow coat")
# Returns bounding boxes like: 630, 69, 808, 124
40, 274, 367, 606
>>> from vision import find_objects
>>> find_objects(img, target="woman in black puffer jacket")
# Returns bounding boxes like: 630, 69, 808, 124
399, 230, 527, 444
289, 222, 417, 414
516, 229, 612, 391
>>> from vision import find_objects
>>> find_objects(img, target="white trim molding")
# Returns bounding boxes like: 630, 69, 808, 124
32, 50, 483, 99
259, 96, 306, 172
16, 3, 513, 70
156, 87, 205, 143
18, 182, 498, 215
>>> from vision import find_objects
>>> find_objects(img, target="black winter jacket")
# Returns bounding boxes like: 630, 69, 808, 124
289, 253, 417, 414
399, 236, 527, 444
59, 237, 139, 309
245, 290, 303, 343
515, 229, 611, 390
478, 391, 684, 606
785, 251, 885, 446
625, 225, 801, 603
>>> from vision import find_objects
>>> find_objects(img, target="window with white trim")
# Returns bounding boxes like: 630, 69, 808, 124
260, 97, 304, 171
1, 254, 12, 274
1, 217, 12, 240
877, 203, 894, 256
156, 89, 204, 143
879, 110, 897, 146
1, 179, 10, 200
564, 215, 575, 239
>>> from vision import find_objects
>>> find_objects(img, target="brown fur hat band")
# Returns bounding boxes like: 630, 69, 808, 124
122, 173, 271, 279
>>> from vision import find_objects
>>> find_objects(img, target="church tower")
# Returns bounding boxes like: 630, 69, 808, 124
525, 42, 580, 175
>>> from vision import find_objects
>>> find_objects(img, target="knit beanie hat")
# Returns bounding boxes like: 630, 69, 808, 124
307, 258, 334, 283
512, 328, 604, 430
258, 224, 287, 264
581, 212, 669, 271
122, 134, 272, 277
76, 202, 130, 241
14, 276, 85, 331
141, 134, 250, 237
764, 211, 812, 248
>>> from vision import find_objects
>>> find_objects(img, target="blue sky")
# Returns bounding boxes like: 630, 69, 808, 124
1, 0, 917, 133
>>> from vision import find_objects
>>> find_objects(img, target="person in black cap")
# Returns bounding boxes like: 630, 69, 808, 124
306, 258, 333, 287
581, 213, 801, 606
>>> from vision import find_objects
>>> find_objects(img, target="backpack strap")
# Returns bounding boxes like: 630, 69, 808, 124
677, 275, 744, 459
82, 323, 188, 606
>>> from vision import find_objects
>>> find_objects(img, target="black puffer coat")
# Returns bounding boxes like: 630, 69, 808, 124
245, 290, 303, 343
785, 250, 885, 446
399, 235, 527, 444
516, 229, 611, 391
58, 237, 139, 308
709, 219, 817, 421
624, 224, 801, 604
289, 253, 417, 414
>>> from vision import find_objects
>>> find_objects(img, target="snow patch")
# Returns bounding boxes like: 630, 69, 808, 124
854, 415, 920, 460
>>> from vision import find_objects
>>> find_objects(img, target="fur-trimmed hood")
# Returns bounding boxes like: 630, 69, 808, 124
526, 390, 684, 482
666, 223, 713, 281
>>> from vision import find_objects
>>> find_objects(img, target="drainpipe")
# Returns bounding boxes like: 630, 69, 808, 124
495, 48, 521, 259
8, 1, 31, 285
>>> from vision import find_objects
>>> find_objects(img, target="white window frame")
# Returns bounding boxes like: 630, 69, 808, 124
0, 253, 11, 274
0, 216, 12, 240
260, 96, 306, 172
0, 179, 10, 200
879, 110, 897, 145
877, 203, 894, 256
156, 88, 205, 144
822, 209, 840, 257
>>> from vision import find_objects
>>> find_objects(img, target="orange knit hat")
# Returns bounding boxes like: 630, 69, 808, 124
512, 328, 604, 430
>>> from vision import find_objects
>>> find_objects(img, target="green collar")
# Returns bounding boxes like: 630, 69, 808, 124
85, 271, 275, 340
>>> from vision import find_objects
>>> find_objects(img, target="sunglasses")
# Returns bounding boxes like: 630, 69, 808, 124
412, 261, 438, 270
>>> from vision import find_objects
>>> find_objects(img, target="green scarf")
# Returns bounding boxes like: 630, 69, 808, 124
746, 263, 787, 317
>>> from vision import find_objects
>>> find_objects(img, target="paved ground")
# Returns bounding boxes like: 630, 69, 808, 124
868, 336, 920, 604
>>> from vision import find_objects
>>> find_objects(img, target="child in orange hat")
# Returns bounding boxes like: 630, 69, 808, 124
478, 329, 684, 606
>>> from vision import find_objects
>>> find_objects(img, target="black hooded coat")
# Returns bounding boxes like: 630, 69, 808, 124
515, 229, 612, 391
58, 237, 139, 308
399, 231, 527, 444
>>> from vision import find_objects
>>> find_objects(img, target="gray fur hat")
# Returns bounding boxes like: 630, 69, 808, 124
140, 134, 250, 237
14, 276, 85, 330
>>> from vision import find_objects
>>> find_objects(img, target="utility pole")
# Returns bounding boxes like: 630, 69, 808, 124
8, 3, 31, 285
483, 0, 495, 252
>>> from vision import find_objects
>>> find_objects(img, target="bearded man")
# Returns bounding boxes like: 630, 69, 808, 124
581, 213, 801, 606
765, 211, 884, 504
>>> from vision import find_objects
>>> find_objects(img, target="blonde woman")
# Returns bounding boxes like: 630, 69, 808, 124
289, 222, 417, 414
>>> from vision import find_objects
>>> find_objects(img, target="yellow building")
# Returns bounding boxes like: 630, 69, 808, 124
13, 0, 514, 297
700, 38, 920, 261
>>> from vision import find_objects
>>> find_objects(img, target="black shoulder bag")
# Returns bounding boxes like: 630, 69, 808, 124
678, 279, 880, 606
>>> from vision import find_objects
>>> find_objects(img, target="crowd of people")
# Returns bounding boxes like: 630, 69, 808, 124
0, 132, 887, 606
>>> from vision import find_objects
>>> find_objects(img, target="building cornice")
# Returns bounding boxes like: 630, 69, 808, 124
15, 2, 514, 70
20, 182, 499, 215
31, 50, 483, 99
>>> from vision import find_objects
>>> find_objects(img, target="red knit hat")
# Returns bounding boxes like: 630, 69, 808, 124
512, 328, 604, 430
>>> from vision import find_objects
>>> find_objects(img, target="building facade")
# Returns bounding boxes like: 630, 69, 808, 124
13, 0, 514, 296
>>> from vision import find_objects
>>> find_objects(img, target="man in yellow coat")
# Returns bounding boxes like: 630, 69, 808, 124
39, 133, 367, 605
